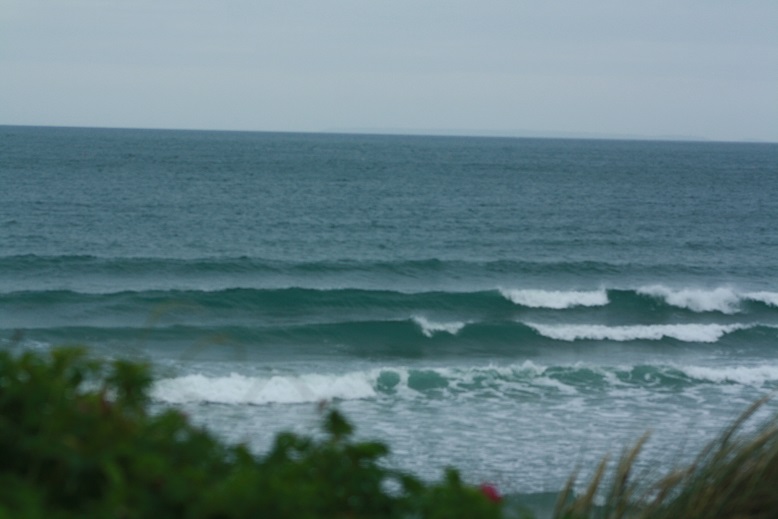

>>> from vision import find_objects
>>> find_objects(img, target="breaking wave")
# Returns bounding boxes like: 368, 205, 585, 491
499, 289, 609, 309
151, 360, 778, 406
524, 323, 753, 343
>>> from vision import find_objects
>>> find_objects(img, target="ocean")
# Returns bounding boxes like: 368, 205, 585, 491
2, 125, 778, 509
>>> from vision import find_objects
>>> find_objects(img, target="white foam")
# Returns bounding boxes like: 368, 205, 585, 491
681, 365, 778, 386
532, 376, 579, 394
153, 371, 377, 405
499, 288, 608, 309
745, 291, 778, 307
412, 316, 466, 337
637, 285, 742, 314
493, 360, 548, 378
526, 323, 748, 343
151, 358, 778, 407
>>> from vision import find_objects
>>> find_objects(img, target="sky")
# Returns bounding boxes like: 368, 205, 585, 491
2, 0, 777, 142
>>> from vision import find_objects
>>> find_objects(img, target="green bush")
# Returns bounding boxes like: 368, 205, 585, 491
0, 347, 502, 518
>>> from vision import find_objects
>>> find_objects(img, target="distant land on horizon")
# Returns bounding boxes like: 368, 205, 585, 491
4, 124, 777, 144
324, 127, 718, 142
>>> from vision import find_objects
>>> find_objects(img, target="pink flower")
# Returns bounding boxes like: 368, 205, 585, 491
479, 483, 502, 503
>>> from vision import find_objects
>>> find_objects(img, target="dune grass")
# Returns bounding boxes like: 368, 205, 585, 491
555, 396, 778, 519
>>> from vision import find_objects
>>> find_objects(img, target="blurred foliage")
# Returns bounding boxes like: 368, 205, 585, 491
0, 346, 501, 518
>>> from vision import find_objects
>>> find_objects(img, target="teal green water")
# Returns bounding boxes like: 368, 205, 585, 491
2, 125, 778, 499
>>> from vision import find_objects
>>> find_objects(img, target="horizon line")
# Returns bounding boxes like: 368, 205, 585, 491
1, 123, 775, 145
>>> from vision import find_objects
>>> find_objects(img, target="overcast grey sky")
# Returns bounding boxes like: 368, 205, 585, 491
2, 0, 777, 141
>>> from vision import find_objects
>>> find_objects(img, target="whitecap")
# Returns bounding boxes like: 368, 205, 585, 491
499, 288, 608, 309
681, 365, 778, 386
152, 371, 377, 405
412, 315, 467, 337
525, 323, 748, 343
745, 291, 778, 307
637, 285, 741, 314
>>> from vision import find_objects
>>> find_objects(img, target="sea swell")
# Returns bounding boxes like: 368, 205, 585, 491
523, 322, 756, 343
4, 285, 778, 320
7, 321, 777, 358
5, 265, 778, 356
3, 254, 775, 293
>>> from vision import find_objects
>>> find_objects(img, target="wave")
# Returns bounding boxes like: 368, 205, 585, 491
2, 254, 761, 293
745, 291, 778, 308
0, 254, 624, 276
0, 320, 478, 353
638, 286, 741, 314
0, 287, 495, 314
499, 288, 608, 309
11, 320, 777, 362
637, 285, 778, 314
153, 371, 377, 405
524, 323, 756, 343
3, 319, 535, 356
151, 361, 778, 406
682, 365, 778, 386
496, 285, 778, 315
411, 316, 467, 337
6, 285, 778, 321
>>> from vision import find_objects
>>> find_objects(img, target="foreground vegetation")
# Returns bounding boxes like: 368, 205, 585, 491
1, 346, 777, 518
556, 394, 778, 519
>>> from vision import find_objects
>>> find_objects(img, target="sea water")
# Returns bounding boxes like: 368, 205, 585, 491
2, 126, 778, 508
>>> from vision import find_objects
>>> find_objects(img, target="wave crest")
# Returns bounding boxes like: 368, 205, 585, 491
637, 285, 742, 314
499, 289, 608, 309
153, 372, 377, 405
745, 291, 778, 308
151, 360, 778, 406
525, 323, 749, 343
412, 316, 467, 337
